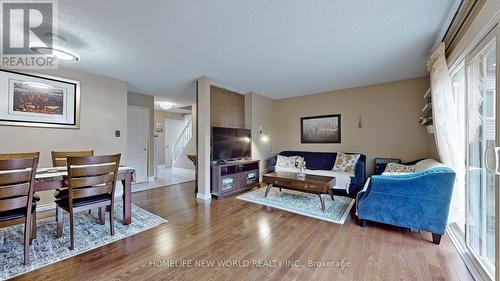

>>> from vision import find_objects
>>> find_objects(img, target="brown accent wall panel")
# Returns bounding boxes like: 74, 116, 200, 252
210, 86, 245, 128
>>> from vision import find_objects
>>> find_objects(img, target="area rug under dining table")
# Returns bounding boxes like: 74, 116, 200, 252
0, 203, 166, 280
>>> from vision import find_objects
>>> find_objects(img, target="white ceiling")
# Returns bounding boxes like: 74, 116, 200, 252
57, 0, 460, 102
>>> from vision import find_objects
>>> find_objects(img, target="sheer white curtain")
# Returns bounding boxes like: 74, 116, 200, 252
427, 42, 464, 225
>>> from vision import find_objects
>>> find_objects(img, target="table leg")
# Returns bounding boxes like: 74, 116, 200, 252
264, 184, 273, 198
318, 193, 325, 211
121, 171, 132, 225
328, 188, 334, 201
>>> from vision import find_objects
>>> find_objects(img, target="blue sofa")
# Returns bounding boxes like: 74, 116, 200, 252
268, 151, 366, 198
356, 159, 455, 244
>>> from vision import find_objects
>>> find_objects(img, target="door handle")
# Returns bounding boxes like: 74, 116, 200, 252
495, 147, 500, 175
485, 146, 500, 175
485, 146, 492, 171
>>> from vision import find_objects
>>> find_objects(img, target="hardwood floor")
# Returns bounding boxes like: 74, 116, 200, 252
15, 182, 473, 281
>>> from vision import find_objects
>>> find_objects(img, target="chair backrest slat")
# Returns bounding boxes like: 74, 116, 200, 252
0, 170, 32, 186
0, 154, 38, 215
0, 158, 36, 171
66, 154, 121, 204
0, 152, 39, 161
0, 196, 29, 212
52, 150, 94, 167
70, 173, 115, 188
70, 164, 116, 178
0, 182, 30, 199
67, 155, 117, 166
72, 184, 113, 199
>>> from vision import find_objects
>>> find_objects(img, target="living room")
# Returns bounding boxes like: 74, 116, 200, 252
0, 0, 498, 281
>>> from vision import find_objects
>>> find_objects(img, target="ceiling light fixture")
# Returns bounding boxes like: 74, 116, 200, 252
29, 33, 80, 62
30, 42, 80, 61
159, 102, 173, 110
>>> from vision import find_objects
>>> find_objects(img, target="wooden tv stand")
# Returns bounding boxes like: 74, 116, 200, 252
211, 159, 260, 199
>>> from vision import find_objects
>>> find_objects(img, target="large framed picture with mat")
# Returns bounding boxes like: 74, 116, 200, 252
0, 69, 80, 129
301, 114, 341, 143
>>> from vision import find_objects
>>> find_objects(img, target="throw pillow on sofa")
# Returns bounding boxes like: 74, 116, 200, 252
332, 153, 360, 176
383, 162, 416, 174
276, 155, 297, 169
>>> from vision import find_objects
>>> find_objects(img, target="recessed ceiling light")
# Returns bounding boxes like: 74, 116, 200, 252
29, 42, 80, 62
159, 102, 173, 110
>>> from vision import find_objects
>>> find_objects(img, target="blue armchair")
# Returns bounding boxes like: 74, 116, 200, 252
356, 159, 455, 244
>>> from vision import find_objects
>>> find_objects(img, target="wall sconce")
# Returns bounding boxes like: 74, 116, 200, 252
261, 133, 269, 142
259, 126, 269, 142
155, 122, 164, 133
259, 125, 273, 156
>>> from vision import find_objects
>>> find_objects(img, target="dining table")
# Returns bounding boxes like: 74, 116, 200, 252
34, 166, 135, 225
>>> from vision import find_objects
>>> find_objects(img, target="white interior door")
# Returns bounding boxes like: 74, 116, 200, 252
165, 119, 181, 167
128, 106, 149, 183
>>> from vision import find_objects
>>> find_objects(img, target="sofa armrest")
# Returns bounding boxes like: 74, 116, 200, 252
268, 156, 277, 173
357, 167, 456, 235
363, 167, 455, 201
348, 154, 366, 191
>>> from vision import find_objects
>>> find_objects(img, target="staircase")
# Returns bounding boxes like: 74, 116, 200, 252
172, 114, 193, 165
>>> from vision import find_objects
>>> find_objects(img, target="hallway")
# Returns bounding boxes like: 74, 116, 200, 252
132, 166, 195, 192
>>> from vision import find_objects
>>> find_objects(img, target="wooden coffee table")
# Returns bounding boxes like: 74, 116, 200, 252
262, 171, 336, 211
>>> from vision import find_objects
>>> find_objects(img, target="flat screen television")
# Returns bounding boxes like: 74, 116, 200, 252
211, 127, 251, 161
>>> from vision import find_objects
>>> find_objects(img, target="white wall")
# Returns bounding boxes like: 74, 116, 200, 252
154, 109, 196, 170
196, 76, 211, 200
154, 110, 184, 165
174, 133, 196, 170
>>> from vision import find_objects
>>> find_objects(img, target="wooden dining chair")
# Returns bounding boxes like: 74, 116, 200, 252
51, 150, 94, 167
0, 156, 39, 265
0, 152, 41, 239
55, 154, 121, 250
52, 150, 94, 214
0, 152, 40, 161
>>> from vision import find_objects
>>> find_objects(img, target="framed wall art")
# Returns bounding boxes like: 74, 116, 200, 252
301, 114, 341, 143
0, 69, 80, 128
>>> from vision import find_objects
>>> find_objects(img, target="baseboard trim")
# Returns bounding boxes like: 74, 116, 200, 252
172, 167, 196, 177
37, 202, 56, 213
196, 193, 212, 201
173, 167, 195, 173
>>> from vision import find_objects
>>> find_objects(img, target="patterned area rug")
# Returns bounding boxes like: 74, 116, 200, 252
0, 203, 166, 280
237, 187, 354, 224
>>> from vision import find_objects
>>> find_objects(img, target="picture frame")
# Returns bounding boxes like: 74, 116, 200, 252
301, 114, 341, 143
0, 69, 80, 129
